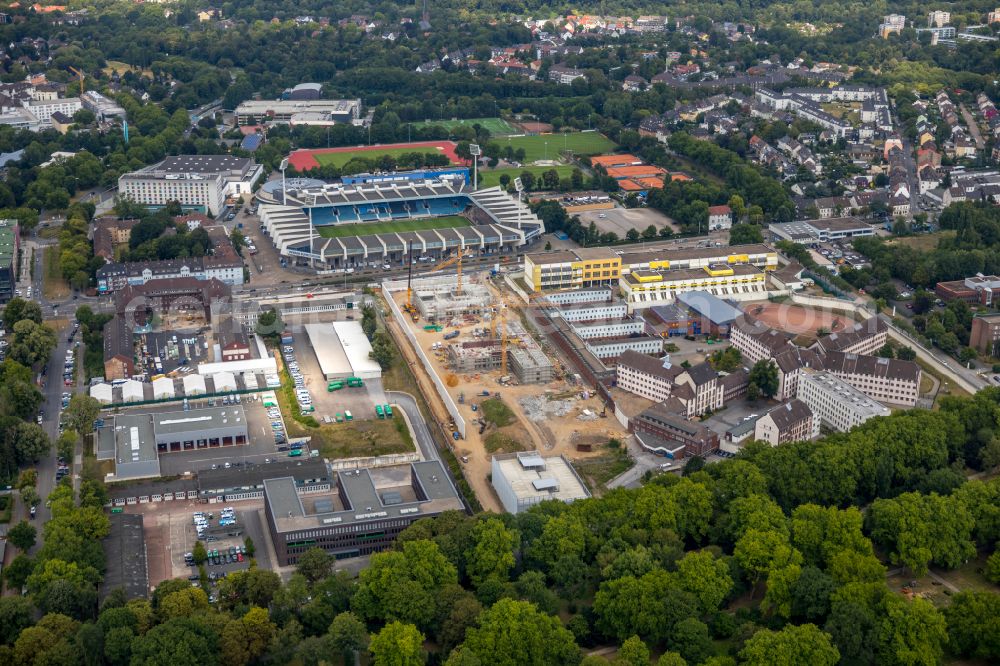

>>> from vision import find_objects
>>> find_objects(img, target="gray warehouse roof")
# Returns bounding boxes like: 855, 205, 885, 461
101, 514, 149, 602
677, 290, 743, 324
153, 406, 247, 436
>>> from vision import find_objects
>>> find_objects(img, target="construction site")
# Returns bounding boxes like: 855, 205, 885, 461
382, 253, 632, 511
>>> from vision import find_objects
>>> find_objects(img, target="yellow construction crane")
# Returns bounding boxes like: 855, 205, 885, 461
434, 250, 472, 295
68, 66, 84, 94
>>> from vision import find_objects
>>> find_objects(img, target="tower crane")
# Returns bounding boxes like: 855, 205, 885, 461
67, 66, 84, 94
433, 249, 473, 295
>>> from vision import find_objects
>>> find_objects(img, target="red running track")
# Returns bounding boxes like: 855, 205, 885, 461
287, 141, 463, 171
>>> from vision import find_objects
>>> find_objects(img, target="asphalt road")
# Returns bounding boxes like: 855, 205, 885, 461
386, 390, 438, 462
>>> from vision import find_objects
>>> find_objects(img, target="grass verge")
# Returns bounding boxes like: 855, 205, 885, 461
43, 245, 70, 300
481, 398, 515, 427
573, 448, 633, 494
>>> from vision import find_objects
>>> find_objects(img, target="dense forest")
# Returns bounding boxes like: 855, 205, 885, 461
3, 388, 1000, 665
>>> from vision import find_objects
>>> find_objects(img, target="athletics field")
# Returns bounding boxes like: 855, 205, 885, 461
492, 132, 617, 162
288, 141, 463, 171
315, 215, 471, 238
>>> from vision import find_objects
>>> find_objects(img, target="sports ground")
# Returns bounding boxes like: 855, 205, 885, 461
744, 302, 849, 342
314, 215, 471, 238
411, 117, 516, 135
288, 141, 463, 171
478, 165, 577, 189
492, 132, 617, 162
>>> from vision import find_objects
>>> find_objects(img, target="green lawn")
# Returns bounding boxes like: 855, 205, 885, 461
411, 117, 516, 135
313, 147, 450, 168
315, 215, 471, 238
479, 165, 576, 189
490, 132, 617, 162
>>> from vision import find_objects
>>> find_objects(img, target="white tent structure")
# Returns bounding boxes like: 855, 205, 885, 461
243, 373, 259, 390
90, 383, 113, 404
183, 373, 207, 396
213, 371, 237, 392
152, 376, 175, 400
121, 380, 144, 403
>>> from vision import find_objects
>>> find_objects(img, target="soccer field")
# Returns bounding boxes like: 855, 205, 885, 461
478, 165, 577, 189
315, 215, 471, 238
411, 117, 516, 135
312, 147, 448, 168
491, 132, 617, 163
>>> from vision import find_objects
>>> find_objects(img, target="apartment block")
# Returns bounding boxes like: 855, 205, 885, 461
821, 351, 920, 406
798, 370, 890, 433
970, 314, 1000, 356
754, 399, 817, 445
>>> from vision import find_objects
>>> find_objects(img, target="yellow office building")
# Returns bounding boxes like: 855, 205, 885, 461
620, 264, 768, 311
523, 247, 621, 291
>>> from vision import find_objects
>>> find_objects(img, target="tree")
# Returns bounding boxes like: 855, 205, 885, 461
13, 422, 50, 464
369, 330, 395, 370
897, 346, 917, 361
641, 225, 657, 240
4, 553, 34, 589
748, 360, 779, 399
739, 624, 839, 666
466, 517, 518, 587
673, 550, 733, 613
452, 598, 579, 666
361, 304, 377, 340
944, 591, 1000, 660
63, 394, 100, 436
297, 547, 333, 584
129, 616, 220, 666
877, 343, 895, 359
668, 618, 712, 665
192, 541, 207, 565
8, 320, 56, 367
867, 492, 975, 576
625, 228, 639, 241
615, 636, 649, 666
56, 430, 78, 462
370, 621, 425, 666
729, 223, 763, 245
0, 596, 34, 645
709, 347, 742, 372
255, 308, 283, 339
2, 297, 42, 326
7, 520, 36, 551
328, 611, 369, 663
353, 539, 458, 630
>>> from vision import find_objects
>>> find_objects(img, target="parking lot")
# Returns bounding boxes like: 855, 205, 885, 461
576, 206, 678, 239
702, 399, 768, 438
285, 323, 388, 423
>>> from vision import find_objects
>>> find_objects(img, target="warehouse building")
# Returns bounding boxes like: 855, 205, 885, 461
264, 460, 463, 564
305, 321, 382, 381
620, 264, 768, 312
234, 99, 362, 126
96, 406, 249, 480
100, 514, 148, 603
491, 451, 591, 514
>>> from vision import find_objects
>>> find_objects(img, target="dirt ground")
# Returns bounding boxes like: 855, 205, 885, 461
743, 300, 852, 343
385, 282, 629, 510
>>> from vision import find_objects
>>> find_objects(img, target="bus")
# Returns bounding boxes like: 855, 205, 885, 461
375, 404, 384, 419
288, 449, 303, 457
384, 404, 393, 418
327, 381, 344, 392
344, 410, 353, 421
347, 377, 364, 387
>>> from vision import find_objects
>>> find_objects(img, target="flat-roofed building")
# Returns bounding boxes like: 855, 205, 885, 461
798, 370, 890, 433
118, 155, 263, 216
0, 219, 18, 302
491, 451, 591, 514
523, 247, 621, 291
821, 350, 920, 406
95, 405, 250, 480
971, 314, 1000, 356
100, 514, 148, 603
235, 99, 362, 125
264, 460, 463, 564
620, 264, 768, 311
754, 399, 817, 445
305, 320, 381, 381
936, 274, 1000, 306
769, 217, 875, 243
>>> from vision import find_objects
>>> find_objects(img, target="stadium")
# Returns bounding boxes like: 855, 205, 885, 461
258, 167, 545, 270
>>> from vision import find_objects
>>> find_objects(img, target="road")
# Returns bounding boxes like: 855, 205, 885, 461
386, 391, 438, 462
959, 103, 985, 150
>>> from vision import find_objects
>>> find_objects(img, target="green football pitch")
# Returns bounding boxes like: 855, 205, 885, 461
411, 117, 516, 135
491, 132, 617, 162
315, 215, 471, 238
312, 147, 445, 168
478, 165, 577, 189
